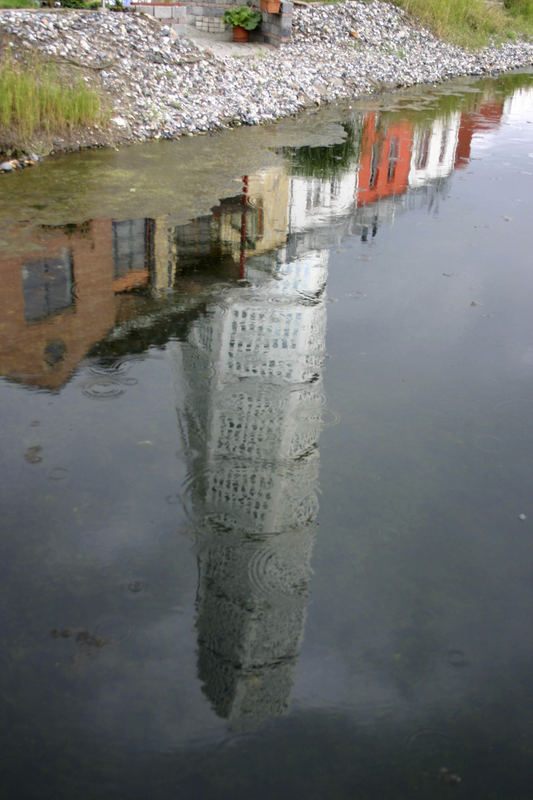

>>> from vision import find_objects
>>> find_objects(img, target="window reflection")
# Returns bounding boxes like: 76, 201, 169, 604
22, 248, 74, 323
112, 219, 154, 292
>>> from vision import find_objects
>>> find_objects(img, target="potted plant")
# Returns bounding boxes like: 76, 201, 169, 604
260, 0, 280, 13
222, 5, 262, 42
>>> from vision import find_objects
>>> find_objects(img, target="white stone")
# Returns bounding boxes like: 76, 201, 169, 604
111, 116, 130, 128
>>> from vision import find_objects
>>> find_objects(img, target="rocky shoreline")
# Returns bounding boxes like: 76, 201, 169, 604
0, 3, 532, 164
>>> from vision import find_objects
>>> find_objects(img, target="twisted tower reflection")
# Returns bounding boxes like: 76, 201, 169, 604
175, 249, 328, 723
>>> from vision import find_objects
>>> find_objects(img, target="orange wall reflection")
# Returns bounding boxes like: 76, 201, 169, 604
357, 113, 414, 206
454, 100, 504, 169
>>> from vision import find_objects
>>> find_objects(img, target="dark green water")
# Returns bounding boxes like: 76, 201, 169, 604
1, 71, 533, 800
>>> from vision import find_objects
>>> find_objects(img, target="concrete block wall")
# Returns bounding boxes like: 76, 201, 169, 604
133, 0, 293, 46
134, 2, 188, 36
187, 3, 226, 34
256, 1, 293, 46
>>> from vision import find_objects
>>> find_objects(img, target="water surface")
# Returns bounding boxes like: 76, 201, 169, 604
1, 71, 533, 799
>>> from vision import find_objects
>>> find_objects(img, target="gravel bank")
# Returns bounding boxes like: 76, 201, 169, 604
0, 3, 532, 155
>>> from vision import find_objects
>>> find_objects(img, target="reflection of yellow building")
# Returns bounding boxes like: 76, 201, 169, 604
218, 167, 290, 260
150, 167, 290, 290
152, 219, 179, 291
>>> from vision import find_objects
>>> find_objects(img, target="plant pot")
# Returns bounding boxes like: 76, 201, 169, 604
232, 25, 249, 42
260, 0, 280, 13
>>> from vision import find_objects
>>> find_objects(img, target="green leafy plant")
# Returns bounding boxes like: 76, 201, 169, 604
222, 5, 262, 30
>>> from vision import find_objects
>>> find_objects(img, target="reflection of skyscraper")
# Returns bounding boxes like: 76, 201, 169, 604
173, 249, 327, 723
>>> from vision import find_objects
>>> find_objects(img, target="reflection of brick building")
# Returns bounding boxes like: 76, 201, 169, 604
0, 220, 115, 389
0, 219, 154, 390
0, 168, 289, 392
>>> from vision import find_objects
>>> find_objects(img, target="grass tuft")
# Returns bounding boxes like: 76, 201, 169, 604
0, 53, 107, 142
505, 0, 533, 21
391, 0, 533, 47
0, 0, 38, 7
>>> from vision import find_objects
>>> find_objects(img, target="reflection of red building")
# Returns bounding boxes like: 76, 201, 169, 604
454, 100, 504, 169
357, 113, 414, 206
0, 219, 152, 390
358, 96, 505, 207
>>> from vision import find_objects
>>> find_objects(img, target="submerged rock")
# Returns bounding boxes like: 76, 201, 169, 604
438, 767, 462, 785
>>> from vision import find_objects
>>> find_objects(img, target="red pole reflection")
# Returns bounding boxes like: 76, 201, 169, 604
239, 175, 248, 280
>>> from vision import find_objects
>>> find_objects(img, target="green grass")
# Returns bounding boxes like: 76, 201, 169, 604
298, 0, 533, 47
0, 53, 107, 141
505, 0, 533, 21
286, 122, 362, 179
0, 0, 99, 5
0, 0, 37, 7
392, 0, 533, 48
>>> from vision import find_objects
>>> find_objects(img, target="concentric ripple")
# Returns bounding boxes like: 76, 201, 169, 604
247, 545, 310, 601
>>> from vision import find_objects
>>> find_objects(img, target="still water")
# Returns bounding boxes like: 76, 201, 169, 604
1, 71, 533, 799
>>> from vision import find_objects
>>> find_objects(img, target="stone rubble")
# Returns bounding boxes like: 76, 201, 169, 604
0, 3, 532, 157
